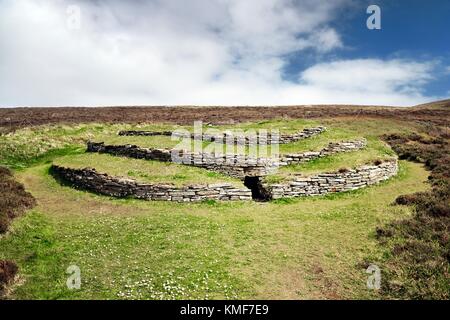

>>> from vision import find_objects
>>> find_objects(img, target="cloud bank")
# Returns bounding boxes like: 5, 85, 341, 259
0, 0, 441, 106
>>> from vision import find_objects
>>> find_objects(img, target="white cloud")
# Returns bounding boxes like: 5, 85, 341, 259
294, 59, 436, 105
0, 0, 440, 107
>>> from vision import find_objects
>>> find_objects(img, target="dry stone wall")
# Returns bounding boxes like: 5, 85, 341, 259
87, 139, 366, 178
118, 126, 326, 145
263, 160, 398, 199
51, 159, 398, 202
53, 120, 398, 202
87, 141, 272, 178
119, 130, 173, 136
280, 140, 367, 165
87, 142, 270, 176
51, 165, 252, 202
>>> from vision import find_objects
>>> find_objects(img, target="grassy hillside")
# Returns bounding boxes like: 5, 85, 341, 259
0, 116, 442, 299
0, 160, 429, 299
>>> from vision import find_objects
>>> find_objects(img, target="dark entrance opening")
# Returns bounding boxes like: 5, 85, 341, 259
244, 176, 271, 201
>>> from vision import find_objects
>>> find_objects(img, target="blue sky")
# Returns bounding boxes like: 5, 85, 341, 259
283, 0, 450, 97
0, 0, 449, 107
341, 0, 450, 97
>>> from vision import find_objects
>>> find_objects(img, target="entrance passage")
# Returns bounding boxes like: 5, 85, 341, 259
244, 176, 271, 201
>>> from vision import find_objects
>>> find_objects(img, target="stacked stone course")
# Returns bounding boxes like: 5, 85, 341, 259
118, 126, 326, 145
51, 165, 252, 202
87, 139, 366, 178
264, 160, 398, 199
51, 159, 398, 202
280, 140, 367, 165
53, 124, 399, 202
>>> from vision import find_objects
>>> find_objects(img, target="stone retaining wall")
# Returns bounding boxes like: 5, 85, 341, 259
87, 139, 366, 178
51, 159, 398, 202
51, 165, 252, 202
263, 159, 398, 199
280, 140, 367, 165
118, 126, 326, 145
87, 141, 271, 178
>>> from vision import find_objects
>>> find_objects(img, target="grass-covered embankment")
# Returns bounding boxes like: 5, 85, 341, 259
0, 160, 429, 299
0, 117, 437, 299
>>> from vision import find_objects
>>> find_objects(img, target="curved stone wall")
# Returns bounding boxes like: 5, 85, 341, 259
262, 159, 398, 199
51, 165, 252, 202
118, 126, 326, 145
51, 159, 398, 202
280, 140, 367, 165
86, 139, 366, 178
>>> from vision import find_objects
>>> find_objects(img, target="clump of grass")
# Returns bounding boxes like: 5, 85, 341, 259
263, 175, 284, 184
201, 199, 217, 205
271, 198, 295, 205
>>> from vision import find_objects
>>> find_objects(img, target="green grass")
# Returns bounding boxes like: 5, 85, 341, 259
0, 123, 185, 169
0, 160, 430, 299
0, 117, 432, 299
0, 117, 411, 169
53, 153, 243, 187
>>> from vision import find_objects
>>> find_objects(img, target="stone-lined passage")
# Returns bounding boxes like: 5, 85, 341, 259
51, 165, 252, 202
263, 159, 398, 199
118, 126, 326, 145
87, 139, 366, 178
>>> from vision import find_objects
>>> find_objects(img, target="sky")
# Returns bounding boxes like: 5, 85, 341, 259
0, 0, 449, 107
